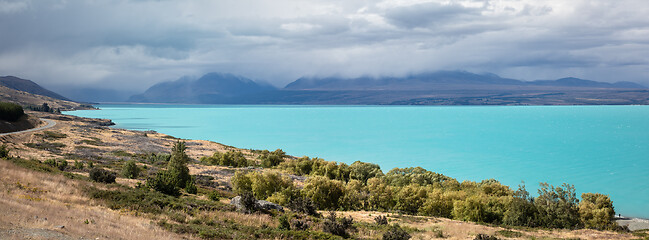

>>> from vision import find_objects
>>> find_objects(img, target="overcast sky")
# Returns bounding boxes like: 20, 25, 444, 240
1, 0, 648, 91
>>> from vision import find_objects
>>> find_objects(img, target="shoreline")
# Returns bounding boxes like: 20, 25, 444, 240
62, 107, 649, 230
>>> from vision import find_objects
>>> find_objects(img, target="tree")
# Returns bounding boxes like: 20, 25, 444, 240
167, 141, 191, 188
394, 184, 427, 214
349, 161, 384, 183
579, 193, 616, 230
535, 183, 580, 228
503, 183, 538, 227
302, 176, 345, 210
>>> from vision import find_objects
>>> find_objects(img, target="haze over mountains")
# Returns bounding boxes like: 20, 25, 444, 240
128, 71, 648, 105
2, 72, 648, 106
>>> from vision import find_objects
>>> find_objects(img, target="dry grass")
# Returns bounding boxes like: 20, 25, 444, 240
338, 210, 635, 240
0, 160, 192, 240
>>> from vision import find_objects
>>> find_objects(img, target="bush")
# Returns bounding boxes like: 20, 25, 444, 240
89, 168, 116, 184
349, 161, 383, 183
322, 212, 355, 238
185, 179, 197, 194
474, 234, 499, 240
57, 159, 68, 171
0, 102, 24, 121
375, 215, 388, 225
278, 215, 291, 230
208, 190, 220, 201
383, 224, 411, 240
0, 145, 10, 158
121, 160, 140, 179
74, 160, 84, 170
535, 183, 580, 229
239, 192, 258, 214
579, 193, 616, 230
202, 150, 250, 168
302, 176, 345, 210
260, 149, 286, 168
146, 170, 180, 196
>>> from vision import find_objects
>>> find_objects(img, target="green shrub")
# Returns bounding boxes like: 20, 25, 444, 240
89, 168, 116, 183
278, 215, 291, 230
74, 160, 84, 170
185, 179, 197, 194
202, 150, 250, 167
535, 183, 580, 229
146, 170, 180, 196
383, 224, 411, 240
208, 190, 220, 201
239, 192, 258, 214
579, 193, 616, 230
43, 159, 57, 167
0, 102, 24, 121
57, 159, 68, 171
260, 149, 286, 168
288, 196, 319, 216
121, 160, 140, 179
349, 161, 384, 183
302, 176, 345, 210
0, 145, 10, 158
503, 184, 537, 227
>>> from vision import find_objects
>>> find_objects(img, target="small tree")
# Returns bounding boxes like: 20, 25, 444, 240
323, 212, 355, 238
146, 170, 180, 196
579, 193, 616, 230
89, 168, 116, 183
185, 178, 198, 194
383, 224, 411, 240
121, 160, 141, 179
167, 141, 191, 188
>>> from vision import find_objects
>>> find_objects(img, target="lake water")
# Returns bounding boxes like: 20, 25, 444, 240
67, 104, 649, 218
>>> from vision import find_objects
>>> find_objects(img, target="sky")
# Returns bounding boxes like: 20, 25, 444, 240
0, 0, 648, 91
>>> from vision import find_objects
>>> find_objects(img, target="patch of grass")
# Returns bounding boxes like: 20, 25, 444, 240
40, 131, 68, 139
81, 137, 103, 146
24, 142, 66, 152
497, 229, 524, 238
3, 157, 58, 173
111, 150, 133, 157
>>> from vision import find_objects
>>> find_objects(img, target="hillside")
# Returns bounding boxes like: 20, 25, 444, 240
0, 76, 72, 101
129, 73, 277, 103
0, 85, 92, 111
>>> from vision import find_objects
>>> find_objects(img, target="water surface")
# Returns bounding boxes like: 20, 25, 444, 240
68, 104, 649, 218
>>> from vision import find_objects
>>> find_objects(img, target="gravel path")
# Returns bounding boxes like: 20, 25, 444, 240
0, 118, 56, 136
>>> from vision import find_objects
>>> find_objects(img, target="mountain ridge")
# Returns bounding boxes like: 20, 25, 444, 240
0, 76, 73, 101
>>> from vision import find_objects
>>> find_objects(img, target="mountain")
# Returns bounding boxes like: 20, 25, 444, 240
529, 77, 647, 89
285, 72, 646, 91
0, 76, 72, 101
0, 85, 91, 110
128, 72, 277, 103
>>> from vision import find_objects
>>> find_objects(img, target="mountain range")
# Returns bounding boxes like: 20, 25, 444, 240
128, 71, 648, 105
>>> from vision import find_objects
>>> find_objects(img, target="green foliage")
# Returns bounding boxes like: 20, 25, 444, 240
57, 159, 68, 171
231, 170, 294, 200
452, 195, 506, 224
201, 150, 250, 167
302, 176, 345, 210
0, 102, 24, 121
382, 224, 411, 240
579, 193, 616, 230
394, 184, 427, 214
208, 190, 220, 201
260, 149, 286, 168
287, 196, 319, 216
535, 183, 581, 229
146, 170, 180, 196
385, 167, 452, 187
366, 177, 395, 211
239, 191, 258, 214
25, 103, 59, 113
349, 161, 383, 183
74, 160, 84, 170
23, 142, 66, 152
168, 141, 191, 188
121, 160, 140, 179
185, 179, 198, 194
89, 168, 116, 184
41, 131, 67, 139
503, 184, 537, 227
278, 215, 291, 230
0, 144, 8, 158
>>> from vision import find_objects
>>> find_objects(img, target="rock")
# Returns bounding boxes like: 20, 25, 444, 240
54, 225, 65, 229
230, 196, 284, 213
257, 200, 284, 212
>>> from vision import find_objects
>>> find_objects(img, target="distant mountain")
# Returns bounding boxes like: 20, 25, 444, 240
0, 76, 72, 101
0, 84, 90, 110
285, 72, 646, 91
529, 77, 647, 89
129, 72, 277, 103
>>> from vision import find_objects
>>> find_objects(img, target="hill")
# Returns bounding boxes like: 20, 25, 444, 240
0, 85, 92, 111
128, 72, 277, 103
0, 76, 72, 101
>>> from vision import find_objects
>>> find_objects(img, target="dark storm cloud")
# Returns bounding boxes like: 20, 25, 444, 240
0, 0, 647, 90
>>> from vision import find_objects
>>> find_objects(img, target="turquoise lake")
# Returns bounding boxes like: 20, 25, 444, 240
67, 104, 649, 218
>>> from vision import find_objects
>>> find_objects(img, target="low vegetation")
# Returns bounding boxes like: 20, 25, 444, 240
0, 101, 24, 121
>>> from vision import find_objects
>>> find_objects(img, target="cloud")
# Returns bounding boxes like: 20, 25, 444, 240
0, 0, 648, 91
